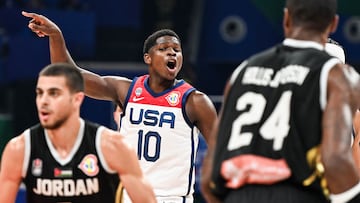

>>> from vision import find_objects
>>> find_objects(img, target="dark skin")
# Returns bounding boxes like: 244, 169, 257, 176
21, 11, 217, 139
21, 10, 218, 191
283, 7, 360, 194
201, 8, 360, 203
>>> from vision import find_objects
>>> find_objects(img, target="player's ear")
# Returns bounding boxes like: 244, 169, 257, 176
74, 92, 85, 106
329, 14, 339, 34
144, 53, 151, 65
283, 8, 291, 37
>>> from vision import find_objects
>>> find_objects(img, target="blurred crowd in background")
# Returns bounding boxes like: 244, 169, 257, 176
0, 1, 359, 202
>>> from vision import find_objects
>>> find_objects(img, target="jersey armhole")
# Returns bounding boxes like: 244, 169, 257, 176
229, 60, 248, 85
22, 129, 31, 178
319, 58, 341, 110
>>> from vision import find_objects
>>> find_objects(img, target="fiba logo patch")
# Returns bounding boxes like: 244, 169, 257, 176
135, 87, 143, 97
78, 154, 99, 177
166, 91, 180, 106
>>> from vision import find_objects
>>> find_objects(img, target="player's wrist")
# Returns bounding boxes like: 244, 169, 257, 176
330, 182, 360, 203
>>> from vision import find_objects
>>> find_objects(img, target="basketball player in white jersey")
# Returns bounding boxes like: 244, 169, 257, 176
22, 11, 218, 203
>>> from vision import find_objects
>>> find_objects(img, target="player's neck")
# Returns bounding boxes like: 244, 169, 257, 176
46, 117, 81, 158
287, 27, 327, 45
148, 77, 178, 93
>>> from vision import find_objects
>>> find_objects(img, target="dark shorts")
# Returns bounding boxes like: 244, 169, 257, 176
224, 183, 329, 203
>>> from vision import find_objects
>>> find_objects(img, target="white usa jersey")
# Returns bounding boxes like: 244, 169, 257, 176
120, 75, 199, 201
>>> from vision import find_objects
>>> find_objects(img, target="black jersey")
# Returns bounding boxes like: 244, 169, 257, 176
211, 39, 342, 202
22, 119, 120, 203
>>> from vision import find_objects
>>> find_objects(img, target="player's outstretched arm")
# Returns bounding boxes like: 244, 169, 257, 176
22, 11, 76, 67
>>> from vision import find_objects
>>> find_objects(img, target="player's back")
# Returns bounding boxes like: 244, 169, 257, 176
212, 39, 340, 202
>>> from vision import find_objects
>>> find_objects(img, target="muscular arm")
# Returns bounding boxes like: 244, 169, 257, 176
200, 82, 232, 203
0, 135, 25, 202
322, 64, 360, 194
186, 91, 218, 186
21, 11, 131, 104
186, 91, 218, 145
101, 129, 156, 203
185, 90, 221, 203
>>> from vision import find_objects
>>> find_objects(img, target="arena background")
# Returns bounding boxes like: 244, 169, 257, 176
0, 0, 359, 202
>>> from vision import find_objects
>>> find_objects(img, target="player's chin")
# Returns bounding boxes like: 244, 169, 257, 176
40, 122, 51, 129
166, 68, 180, 77
165, 73, 177, 81
40, 121, 59, 130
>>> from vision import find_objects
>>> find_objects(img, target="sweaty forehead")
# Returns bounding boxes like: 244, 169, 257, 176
155, 36, 180, 46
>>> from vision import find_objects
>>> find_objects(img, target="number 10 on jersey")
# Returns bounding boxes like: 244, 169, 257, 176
137, 130, 162, 162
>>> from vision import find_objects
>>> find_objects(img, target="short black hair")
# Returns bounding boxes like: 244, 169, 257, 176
143, 29, 181, 54
39, 63, 84, 93
286, 0, 337, 33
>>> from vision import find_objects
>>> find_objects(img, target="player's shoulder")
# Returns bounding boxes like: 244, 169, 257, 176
328, 63, 360, 96
3, 133, 26, 158
187, 90, 211, 103
331, 62, 359, 79
186, 90, 217, 117
246, 44, 280, 64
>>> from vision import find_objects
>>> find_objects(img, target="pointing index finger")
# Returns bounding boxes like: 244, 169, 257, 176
21, 11, 39, 19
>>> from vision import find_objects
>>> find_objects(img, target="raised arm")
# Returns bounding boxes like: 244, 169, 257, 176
21, 11, 75, 66
100, 129, 156, 203
322, 64, 360, 200
21, 11, 131, 103
0, 134, 25, 203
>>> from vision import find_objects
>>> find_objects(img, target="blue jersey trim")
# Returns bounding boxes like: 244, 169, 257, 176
182, 87, 196, 128
186, 127, 197, 196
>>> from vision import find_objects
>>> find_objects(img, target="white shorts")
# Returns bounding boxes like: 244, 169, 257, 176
156, 195, 193, 203
122, 190, 193, 203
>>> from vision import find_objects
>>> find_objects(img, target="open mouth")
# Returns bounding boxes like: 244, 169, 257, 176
167, 61, 176, 69
40, 110, 50, 117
